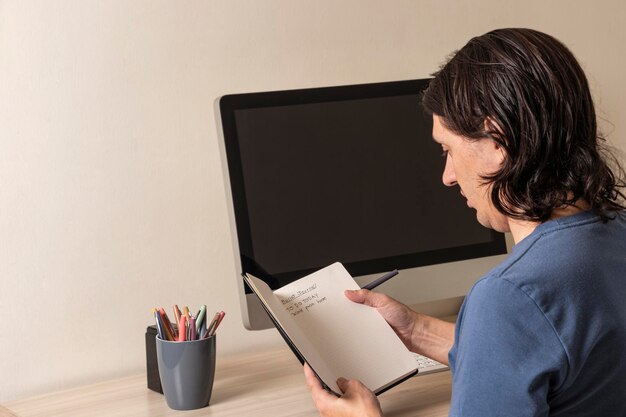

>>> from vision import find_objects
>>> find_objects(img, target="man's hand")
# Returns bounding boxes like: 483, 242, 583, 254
345, 289, 454, 364
304, 363, 383, 417
344, 289, 418, 351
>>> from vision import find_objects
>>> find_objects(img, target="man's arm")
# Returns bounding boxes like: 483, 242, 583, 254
411, 312, 455, 365
344, 289, 455, 365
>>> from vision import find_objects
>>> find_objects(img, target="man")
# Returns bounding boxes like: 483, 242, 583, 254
304, 28, 626, 417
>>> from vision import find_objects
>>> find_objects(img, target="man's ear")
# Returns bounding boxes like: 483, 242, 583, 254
484, 117, 507, 167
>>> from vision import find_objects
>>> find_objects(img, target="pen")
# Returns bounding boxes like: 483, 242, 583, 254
196, 305, 207, 333
178, 315, 187, 342
205, 311, 220, 338
154, 309, 165, 340
183, 306, 191, 322
158, 308, 175, 341
200, 318, 207, 338
209, 311, 225, 337
362, 269, 400, 290
189, 316, 197, 341
173, 305, 182, 334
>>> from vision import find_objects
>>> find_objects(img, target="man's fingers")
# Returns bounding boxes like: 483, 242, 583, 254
336, 377, 349, 393
304, 362, 335, 402
336, 377, 362, 393
345, 289, 391, 308
304, 363, 322, 390
307, 368, 382, 416
336, 377, 372, 399
304, 363, 336, 405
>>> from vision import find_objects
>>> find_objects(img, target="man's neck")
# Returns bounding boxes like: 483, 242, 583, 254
507, 201, 590, 244
507, 219, 537, 244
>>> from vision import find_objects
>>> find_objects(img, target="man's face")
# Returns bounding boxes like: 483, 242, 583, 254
431, 115, 509, 232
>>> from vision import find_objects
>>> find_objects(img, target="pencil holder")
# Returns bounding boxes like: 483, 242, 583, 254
156, 335, 216, 410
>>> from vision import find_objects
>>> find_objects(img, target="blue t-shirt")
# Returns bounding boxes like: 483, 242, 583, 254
449, 210, 626, 416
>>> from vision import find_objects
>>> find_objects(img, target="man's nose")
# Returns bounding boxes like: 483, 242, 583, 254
442, 156, 457, 187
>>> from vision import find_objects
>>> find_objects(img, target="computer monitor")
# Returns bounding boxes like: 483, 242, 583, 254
216, 79, 510, 330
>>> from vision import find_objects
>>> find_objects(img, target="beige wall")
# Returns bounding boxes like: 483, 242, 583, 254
1, 0, 624, 402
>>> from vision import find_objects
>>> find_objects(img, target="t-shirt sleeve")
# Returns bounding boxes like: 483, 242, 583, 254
448, 278, 568, 417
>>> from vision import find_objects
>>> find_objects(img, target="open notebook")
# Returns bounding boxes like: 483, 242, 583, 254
243, 262, 418, 395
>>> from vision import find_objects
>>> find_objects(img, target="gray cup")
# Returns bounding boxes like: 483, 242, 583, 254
156, 335, 216, 410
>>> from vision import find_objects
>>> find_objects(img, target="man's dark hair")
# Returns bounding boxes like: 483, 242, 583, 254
422, 28, 625, 222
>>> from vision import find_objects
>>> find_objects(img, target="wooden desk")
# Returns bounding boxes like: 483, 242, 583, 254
2, 347, 451, 417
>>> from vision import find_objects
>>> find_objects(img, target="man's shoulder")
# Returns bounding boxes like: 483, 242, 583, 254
453, 211, 626, 417
463, 210, 626, 348
483, 210, 625, 287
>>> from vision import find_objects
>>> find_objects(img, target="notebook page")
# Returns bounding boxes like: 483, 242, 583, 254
244, 274, 337, 390
273, 262, 417, 393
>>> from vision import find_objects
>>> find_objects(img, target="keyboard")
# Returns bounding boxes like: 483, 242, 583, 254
412, 352, 448, 375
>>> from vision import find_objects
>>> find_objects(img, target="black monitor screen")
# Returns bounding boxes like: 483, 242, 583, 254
220, 80, 506, 290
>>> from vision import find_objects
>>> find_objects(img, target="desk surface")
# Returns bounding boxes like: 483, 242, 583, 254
3, 347, 451, 417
